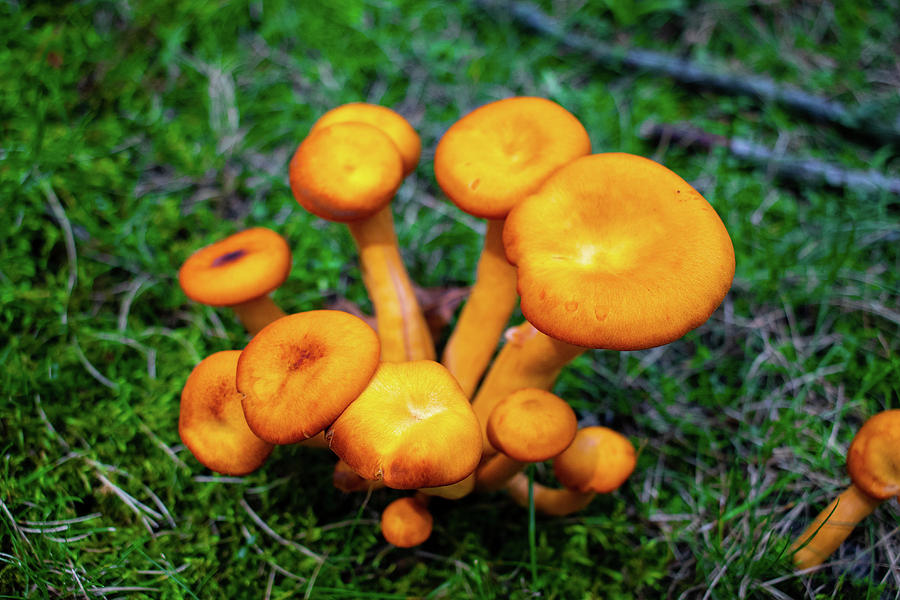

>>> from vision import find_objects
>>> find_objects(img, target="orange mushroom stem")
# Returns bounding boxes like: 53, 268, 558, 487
435, 97, 591, 396
505, 426, 636, 516
791, 409, 900, 570
381, 493, 433, 548
178, 228, 292, 336
289, 104, 434, 362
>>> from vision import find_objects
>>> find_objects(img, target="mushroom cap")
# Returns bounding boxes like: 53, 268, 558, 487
553, 426, 636, 494
504, 152, 735, 350
288, 121, 404, 222
179, 350, 274, 475
486, 388, 577, 462
327, 360, 482, 489
381, 496, 433, 547
847, 409, 900, 500
236, 310, 381, 444
178, 228, 292, 307
310, 103, 421, 176
434, 96, 591, 220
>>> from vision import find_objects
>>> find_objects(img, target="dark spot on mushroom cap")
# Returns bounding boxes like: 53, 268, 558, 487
208, 379, 234, 420
287, 343, 325, 372
212, 249, 247, 267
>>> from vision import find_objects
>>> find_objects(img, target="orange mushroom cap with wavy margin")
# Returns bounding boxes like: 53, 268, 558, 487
434, 96, 591, 220
504, 152, 736, 350
288, 121, 404, 222
236, 311, 380, 445
179, 227, 291, 307
847, 409, 900, 502
327, 360, 482, 489
554, 426, 637, 494
310, 103, 421, 176
179, 350, 274, 475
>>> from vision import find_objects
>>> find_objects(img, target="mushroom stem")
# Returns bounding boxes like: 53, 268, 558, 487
230, 295, 288, 336
476, 454, 527, 492
347, 206, 435, 362
505, 473, 596, 516
441, 219, 519, 396
419, 473, 476, 499
471, 322, 586, 453
791, 483, 882, 570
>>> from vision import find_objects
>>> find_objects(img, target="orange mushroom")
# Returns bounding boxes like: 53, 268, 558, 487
327, 360, 482, 489
435, 97, 591, 396
289, 104, 434, 362
381, 494, 433, 548
471, 153, 735, 452
179, 350, 273, 475
791, 409, 900, 569
235, 310, 380, 445
476, 388, 577, 491
506, 426, 636, 516
178, 228, 291, 335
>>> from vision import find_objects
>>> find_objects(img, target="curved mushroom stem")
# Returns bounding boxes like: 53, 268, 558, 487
230, 295, 288, 336
419, 473, 476, 500
505, 472, 596, 516
441, 219, 519, 397
346, 206, 435, 362
476, 454, 527, 492
471, 322, 586, 453
791, 483, 882, 570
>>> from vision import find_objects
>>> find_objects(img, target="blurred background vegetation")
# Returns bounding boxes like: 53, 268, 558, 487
2, 0, 898, 597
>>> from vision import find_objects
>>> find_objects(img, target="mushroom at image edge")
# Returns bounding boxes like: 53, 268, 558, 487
179, 350, 273, 475
236, 310, 381, 445
178, 227, 291, 335
506, 426, 637, 516
327, 360, 482, 489
471, 152, 736, 452
791, 409, 900, 569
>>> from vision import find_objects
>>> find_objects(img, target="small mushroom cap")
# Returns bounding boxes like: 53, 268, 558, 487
486, 388, 577, 462
179, 350, 274, 475
327, 360, 482, 489
178, 228, 292, 307
310, 103, 421, 176
847, 409, 900, 500
288, 121, 404, 222
434, 96, 591, 220
553, 426, 636, 494
236, 311, 381, 444
381, 496, 433, 547
504, 153, 735, 350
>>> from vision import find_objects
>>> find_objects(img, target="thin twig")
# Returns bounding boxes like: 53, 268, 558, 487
485, 0, 900, 144
239, 498, 323, 562
641, 121, 900, 195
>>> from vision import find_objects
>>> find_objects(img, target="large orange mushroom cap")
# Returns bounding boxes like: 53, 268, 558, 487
178, 228, 292, 307
847, 409, 900, 501
327, 360, 482, 489
288, 121, 404, 222
309, 103, 421, 176
179, 350, 274, 475
487, 388, 577, 462
553, 426, 636, 494
236, 311, 381, 444
504, 152, 736, 350
434, 96, 591, 220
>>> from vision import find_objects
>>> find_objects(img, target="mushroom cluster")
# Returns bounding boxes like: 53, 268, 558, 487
176, 99, 736, 548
